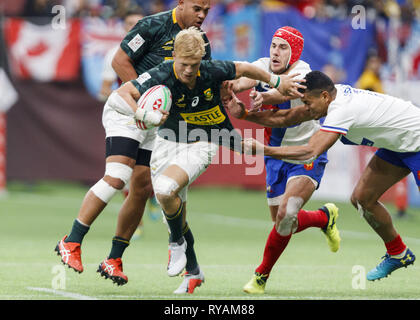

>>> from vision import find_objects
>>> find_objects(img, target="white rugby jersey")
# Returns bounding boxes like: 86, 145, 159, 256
321, 85, 420, 152
252, 58, 320, 147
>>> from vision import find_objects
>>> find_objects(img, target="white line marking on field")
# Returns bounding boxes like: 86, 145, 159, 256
26, 287, 97, 300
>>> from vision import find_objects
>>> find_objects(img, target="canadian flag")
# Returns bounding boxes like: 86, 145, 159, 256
4, 18, 81, 82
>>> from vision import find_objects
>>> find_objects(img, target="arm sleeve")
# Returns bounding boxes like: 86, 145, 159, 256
120, 19, 154, 62
321, 103, 354, 135
210, 60, 236, 82
130, 65, 168, 95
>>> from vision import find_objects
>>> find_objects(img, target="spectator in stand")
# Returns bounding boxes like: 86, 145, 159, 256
357, 54, 384, 93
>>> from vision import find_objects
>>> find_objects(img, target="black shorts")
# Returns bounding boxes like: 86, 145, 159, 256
105, 136, 152, 167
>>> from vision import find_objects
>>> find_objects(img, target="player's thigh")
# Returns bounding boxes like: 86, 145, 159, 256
130, 166, 153, 198
352, 155, 410, 206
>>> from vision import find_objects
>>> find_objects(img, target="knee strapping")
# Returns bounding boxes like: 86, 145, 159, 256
154, 175, 180, 197
276, 196, 303, 236
105, 162, 133, 186
90, 179, 118, 203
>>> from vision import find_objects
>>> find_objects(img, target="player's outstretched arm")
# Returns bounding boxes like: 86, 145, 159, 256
243, 130, 340, 163
233, 62, 305, 96
226, 92, 312, 128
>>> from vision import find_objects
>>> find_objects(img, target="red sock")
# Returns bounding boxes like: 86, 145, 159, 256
255, 225, 291, 276
294, 209, 328, 233
385, 234, 406, 256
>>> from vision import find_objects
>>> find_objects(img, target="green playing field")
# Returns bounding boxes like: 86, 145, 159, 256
1, 181, 419, 300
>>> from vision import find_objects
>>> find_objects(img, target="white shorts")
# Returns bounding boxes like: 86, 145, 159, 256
150, 135, 218, 202
102, 102, 157, 151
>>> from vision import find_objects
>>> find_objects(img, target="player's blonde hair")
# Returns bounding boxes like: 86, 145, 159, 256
174, 26, 206, 58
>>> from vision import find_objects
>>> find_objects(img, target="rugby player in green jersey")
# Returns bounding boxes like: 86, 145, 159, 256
55, 0, 213, 287
108, 27, 305, 293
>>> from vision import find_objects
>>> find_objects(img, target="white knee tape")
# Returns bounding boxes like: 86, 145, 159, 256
105, 162, 133, 185
154, 175, 179, 196
90, 179, 118, 203
277, 196, 303, 236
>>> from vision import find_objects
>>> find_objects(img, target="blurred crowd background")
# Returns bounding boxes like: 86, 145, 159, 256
0, 0, 419, 208
1, 0, 420, 21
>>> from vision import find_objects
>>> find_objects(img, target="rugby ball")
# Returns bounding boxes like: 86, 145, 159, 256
136, 85, 172, 130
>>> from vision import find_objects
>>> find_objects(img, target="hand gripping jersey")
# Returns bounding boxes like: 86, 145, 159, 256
321, 85, 420, 153
252, 58, 320, 148
120, 8, 211, 76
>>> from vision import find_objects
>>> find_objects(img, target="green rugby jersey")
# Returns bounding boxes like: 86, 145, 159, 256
120, 8, 212, 75
131, 60, 242, 150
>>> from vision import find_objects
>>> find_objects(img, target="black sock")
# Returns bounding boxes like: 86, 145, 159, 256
183, 223, 199, 274
108, 236, 130, 260
65, 219, 90, 244
163, 201, 184, 243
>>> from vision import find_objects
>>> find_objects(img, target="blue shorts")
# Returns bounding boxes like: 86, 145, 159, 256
265, 152, 328, 199
375, 148, 420, 187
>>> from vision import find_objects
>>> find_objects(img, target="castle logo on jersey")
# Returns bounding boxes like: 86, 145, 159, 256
180, 105, 226, 125
203, 88, 213, 101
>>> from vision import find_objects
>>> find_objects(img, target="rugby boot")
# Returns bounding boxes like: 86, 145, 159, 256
173, 268, 205, 294
243, 272, 268, 294
54, 235, 83, 273
320, 203, 341, 252
167, 238, 187, 277
367, 248, 415, 281
97, 257, 128, 286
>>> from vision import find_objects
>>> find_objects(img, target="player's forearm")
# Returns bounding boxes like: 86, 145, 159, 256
107, 82, 140, 116
232, 77, 258, 93
112, 49, 138, 83
264, 145, 317, 163
235, 62, 280, 89
244, 106, 310, 128
244, 110, 284, 127
260, 89, 288, 105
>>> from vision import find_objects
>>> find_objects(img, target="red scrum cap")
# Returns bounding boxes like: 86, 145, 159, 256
272, 26, 304, 67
